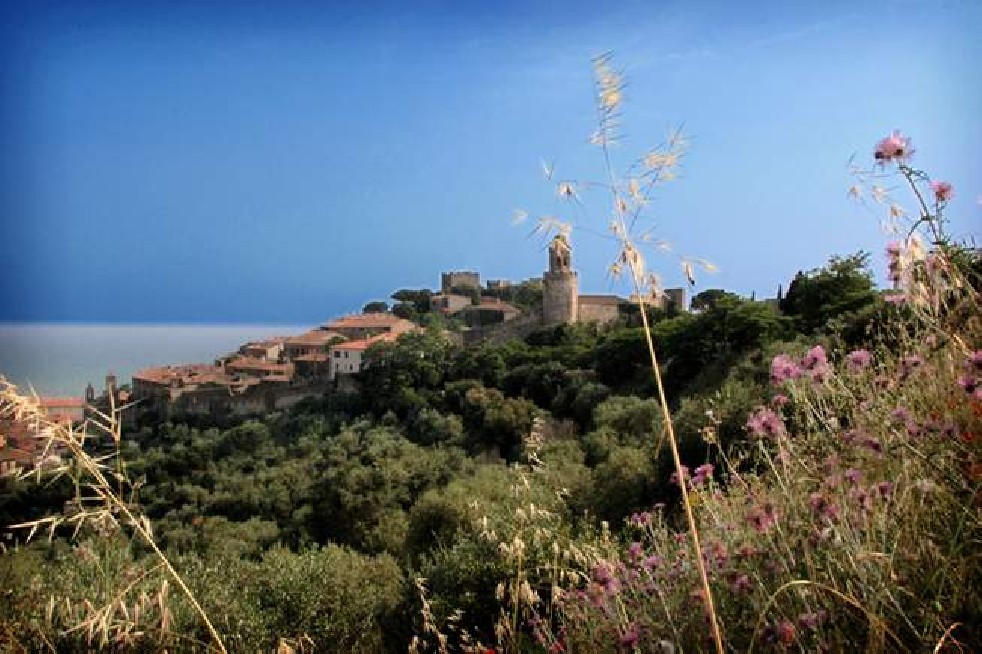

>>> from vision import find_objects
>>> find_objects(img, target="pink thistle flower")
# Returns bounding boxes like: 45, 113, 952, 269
863, 436, 884, 454
844, 468, 863, 485
968, 351, 982, 372
771, 393, 789, 407
669, 465, 690, 487
931, 180, 954, 203
737, 545, 758, 559
770, 354, 802, 385
731, 574, 752, 594
776, 619, 797, 645
876, 481, 895, 500
957, 374, 979, 397
692, 463, 714, 485
890, 406, 911, 423
627, 541, 643, 561
619, 624, 640, 648
798, 611, 825, 630
748, 502, 778, 533
801, 344, 828, 371
874, 130, 913, 163
641, 554, 662, 571
747, 406, 786, 439
592, 562, 619, 595
846, 349, 872, 370
850, 487, 873, 512
809, 492, 839, 520
884, 293, 906, 305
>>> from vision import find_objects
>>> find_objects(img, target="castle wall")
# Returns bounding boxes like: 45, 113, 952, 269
462, 310, 543, 346
441, 271, 481, 293
577, 296, 620, 324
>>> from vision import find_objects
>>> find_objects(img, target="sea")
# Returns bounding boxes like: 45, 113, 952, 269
0, 323, 310, 398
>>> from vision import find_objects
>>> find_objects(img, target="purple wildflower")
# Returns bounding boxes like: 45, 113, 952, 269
692, 463, 714, 486
731, 574, 752, 594
771, 393, 789, 407
876, 481, 895, 500
627, 541, 643, 561
641, 554, 662, 571
798, 611, 825, 630
809, 492, 839, 520
844, 468, 863, 485
747, 406, 786, 439
592, 562, 619, 595
846, 349, 872, 370
801, 345, 827, 370
801, 345, 831, 383
748, 502, 778, 533
890, 407, 911, 424
770, 354, 802, 385
737, 545, 758, 559
863, 436, 884, 454
669, 465, 690, 487
619, 624, 640, 648
850, 487, 872, 512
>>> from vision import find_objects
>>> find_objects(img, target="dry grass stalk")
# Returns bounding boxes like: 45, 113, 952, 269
527, 52, 726, 653
0, 376, 227, 653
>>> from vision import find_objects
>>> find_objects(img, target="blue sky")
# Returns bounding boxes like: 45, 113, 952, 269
1, 0, 979, 323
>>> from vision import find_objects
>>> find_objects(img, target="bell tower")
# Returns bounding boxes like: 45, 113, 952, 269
542, 234, 578, 324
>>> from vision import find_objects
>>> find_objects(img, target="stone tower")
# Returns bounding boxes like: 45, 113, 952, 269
542, 233, 578, 324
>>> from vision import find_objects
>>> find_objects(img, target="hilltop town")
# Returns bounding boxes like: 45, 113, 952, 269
2, 235, 688, 473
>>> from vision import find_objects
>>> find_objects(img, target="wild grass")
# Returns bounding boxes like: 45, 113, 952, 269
475, 56, 981, 653
0, 379, 227, 652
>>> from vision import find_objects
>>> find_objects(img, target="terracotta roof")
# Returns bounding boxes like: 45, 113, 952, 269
227, 357, 294, 374
323, 313, 414, 331
39, 397, 85, 409
331, 331, 400, 352
332, 340, 373, 352
284, 330, 343, 346
133, 364, 228, 385
295, 353, 331, 362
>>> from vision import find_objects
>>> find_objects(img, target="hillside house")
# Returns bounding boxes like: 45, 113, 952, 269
322, 313, 415, 340
283, 330, 343, 360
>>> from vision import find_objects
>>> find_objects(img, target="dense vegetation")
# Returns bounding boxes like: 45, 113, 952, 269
3, 239, 980, 652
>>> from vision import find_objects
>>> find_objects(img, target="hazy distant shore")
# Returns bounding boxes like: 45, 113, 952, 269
0, 323, 309, 397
